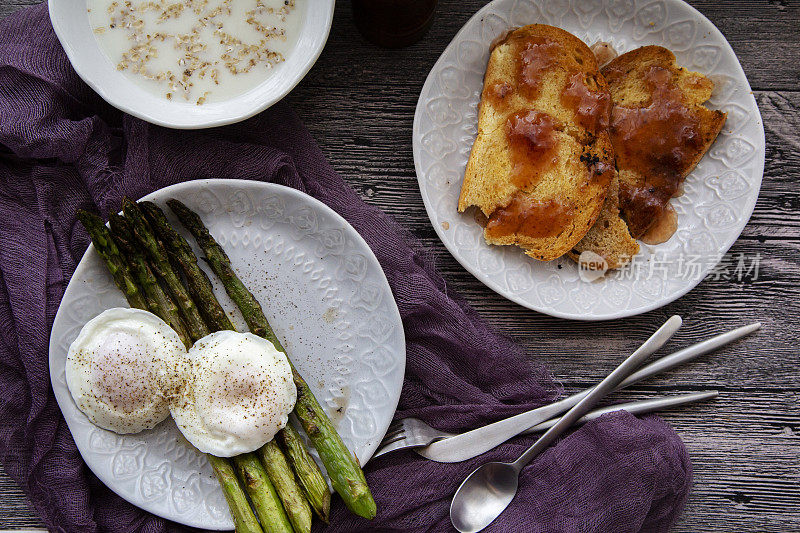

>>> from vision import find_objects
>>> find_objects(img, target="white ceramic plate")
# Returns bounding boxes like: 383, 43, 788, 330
48, 0, 334, 129
413, 0, 765, 320
49, 180, 405, 529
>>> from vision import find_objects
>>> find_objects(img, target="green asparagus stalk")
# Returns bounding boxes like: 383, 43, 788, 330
138, 201, 235, 332
77, 211, 264, 533
119, 203, 295, 532
258, 440, 313, 532
168, 199, 376, 519
140, 200, 314, 530
234, 453, 294, 533
121, 198, 211, 340
293, 385, 375, 517
208, 455, 264, 533
77, 210, 147, 311
108, 214, 192, 349
278, 423, 331, 523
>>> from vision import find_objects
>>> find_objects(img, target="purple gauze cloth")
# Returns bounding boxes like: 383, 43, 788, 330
0, 4, 692, 532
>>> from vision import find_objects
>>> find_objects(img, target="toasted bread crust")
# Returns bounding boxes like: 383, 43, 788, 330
568, 45, 724, 269
459, 24, 613, 261
567, 173, 639, 269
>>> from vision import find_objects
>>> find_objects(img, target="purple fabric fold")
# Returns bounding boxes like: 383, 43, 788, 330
0, 4, 691, 532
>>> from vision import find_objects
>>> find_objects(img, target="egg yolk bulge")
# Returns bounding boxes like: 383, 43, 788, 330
170, 330, 297, 457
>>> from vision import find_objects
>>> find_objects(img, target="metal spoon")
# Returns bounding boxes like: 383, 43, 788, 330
449, 315, 683, 533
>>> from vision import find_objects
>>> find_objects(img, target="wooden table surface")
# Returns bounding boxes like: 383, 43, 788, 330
1, 0, 798, 531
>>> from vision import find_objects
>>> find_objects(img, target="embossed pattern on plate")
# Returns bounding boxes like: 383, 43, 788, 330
413, 0, 765, 320
49, 180, 405, 529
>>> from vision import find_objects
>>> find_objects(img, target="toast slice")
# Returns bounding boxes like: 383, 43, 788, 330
458, 24, 614, 261
601, 46, 727, 238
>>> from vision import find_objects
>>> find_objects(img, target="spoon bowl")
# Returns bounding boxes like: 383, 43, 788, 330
450, 461, 520, 533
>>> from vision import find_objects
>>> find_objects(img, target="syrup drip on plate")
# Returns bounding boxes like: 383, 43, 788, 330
639, 204, 678, 245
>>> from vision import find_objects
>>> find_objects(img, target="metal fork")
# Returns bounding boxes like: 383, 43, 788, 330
376, 417, 456, 457
372, 322, 759, 460
373, 391, 717, 459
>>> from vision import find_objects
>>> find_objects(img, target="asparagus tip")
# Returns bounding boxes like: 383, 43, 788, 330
321, 494, 331, 523
76, 209, 101, 225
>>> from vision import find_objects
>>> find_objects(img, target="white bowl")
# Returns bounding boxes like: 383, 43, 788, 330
49, 0, 334, 129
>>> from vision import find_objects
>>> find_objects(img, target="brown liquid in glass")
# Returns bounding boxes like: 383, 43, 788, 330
352, 0, 437, 48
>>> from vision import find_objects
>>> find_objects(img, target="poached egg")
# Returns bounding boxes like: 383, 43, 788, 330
170, 330, 296, 457
65, 307, 185, 434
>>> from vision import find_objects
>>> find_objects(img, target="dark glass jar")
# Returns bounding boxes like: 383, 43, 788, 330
352, 0, 438, 48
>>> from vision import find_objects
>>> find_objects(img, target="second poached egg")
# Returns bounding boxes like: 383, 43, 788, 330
170, 330, 297, 457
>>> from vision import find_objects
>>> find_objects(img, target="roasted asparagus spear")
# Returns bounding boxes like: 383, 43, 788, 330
122, 200, 300, 531
108, 213, 192, 348
78, 210, 264, 533
234, 453, 294, 533
278, 423, 331, 523
121, 198, 210, 338
76, 210, 147, 311
139, 200, 312, 532
169, 199, 375, 519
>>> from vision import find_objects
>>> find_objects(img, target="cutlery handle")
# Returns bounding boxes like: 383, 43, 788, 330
512, 316, 682, 469
533, 322, 760, 423
417, 321, 758, 463
584, 321, 760, 400
523, 391, 718, 433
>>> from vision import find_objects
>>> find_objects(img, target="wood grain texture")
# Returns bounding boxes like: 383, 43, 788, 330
1, 0, 798, 531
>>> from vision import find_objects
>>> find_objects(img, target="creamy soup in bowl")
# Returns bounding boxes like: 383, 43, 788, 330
49, 0, 334, 128
87, 0, 303, 105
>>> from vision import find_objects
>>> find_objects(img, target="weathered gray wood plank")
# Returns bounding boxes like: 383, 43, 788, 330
293, 0, 800, 92
2, 0, 798, 90
4, 389, 797, 531
0, 488, 40, 529
0, 2, 32, 18
410, 238, 799, 398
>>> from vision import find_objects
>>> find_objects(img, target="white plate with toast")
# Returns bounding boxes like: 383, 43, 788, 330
49, 180, 405, 528
413, 0, 764, 320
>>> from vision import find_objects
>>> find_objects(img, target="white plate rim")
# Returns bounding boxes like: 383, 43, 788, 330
412, 0, 766, 321
47, 0, 335, 129
49, 179, 405, 528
